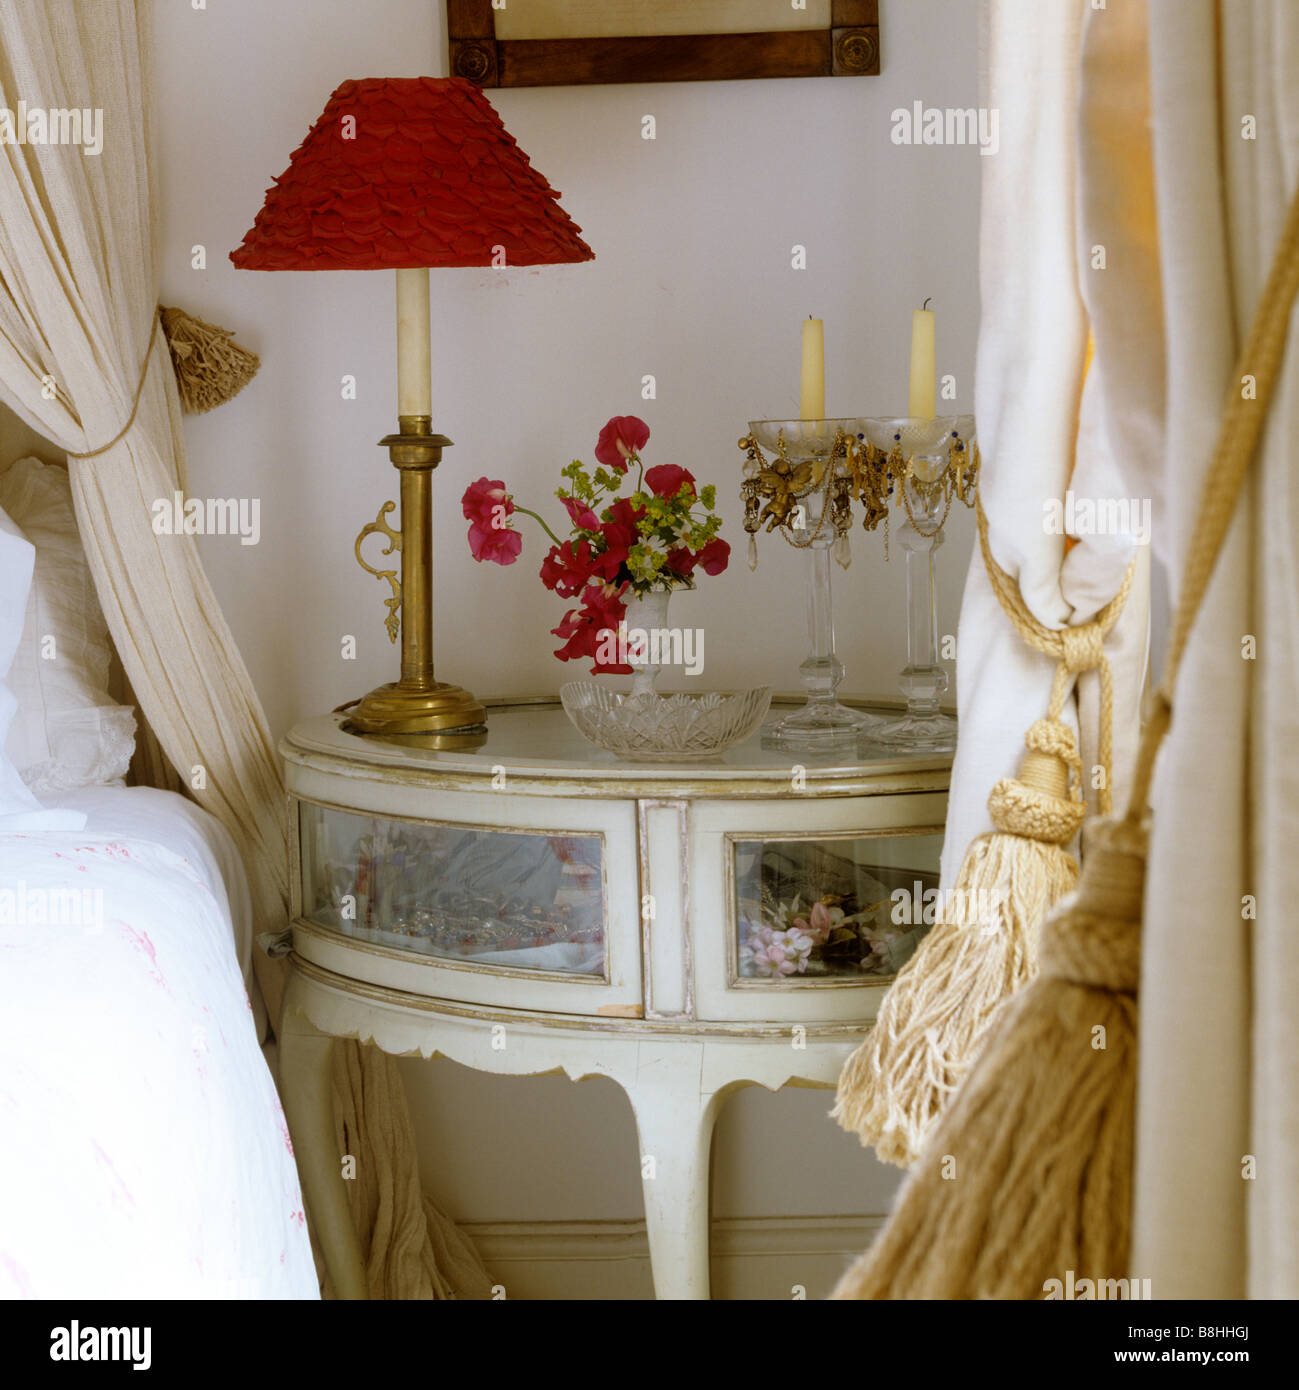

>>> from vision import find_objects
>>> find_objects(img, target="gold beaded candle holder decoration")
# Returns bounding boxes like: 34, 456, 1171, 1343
849, 416, 979, 752
740, 420, 885, 746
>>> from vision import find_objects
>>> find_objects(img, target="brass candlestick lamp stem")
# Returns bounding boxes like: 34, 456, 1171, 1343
349, 414, 486, 736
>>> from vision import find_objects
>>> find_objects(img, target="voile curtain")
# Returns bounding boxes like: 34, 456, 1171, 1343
0, 0, 487, 1299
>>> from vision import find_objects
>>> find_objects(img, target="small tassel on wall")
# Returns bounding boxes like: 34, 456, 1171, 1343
832, 715, 1084, 1167
832, 814, 1145, 1298
160, 304, 260, 414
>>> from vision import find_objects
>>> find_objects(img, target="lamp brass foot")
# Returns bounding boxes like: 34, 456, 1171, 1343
346, 680, 487, 735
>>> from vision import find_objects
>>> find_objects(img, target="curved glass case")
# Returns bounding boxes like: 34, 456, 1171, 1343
299, 803, 606, 976
733, 831, 943, 981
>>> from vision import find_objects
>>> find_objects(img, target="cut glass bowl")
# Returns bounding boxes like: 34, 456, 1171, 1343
560, 684, 773, 762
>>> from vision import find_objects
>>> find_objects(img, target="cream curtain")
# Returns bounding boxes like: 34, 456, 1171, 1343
1126, 0, 1299, 1298
963, 0, 1299, 1297
0, 0, 486, 1300
1067, 0, 1299, 1299
942, 0, 1150, 896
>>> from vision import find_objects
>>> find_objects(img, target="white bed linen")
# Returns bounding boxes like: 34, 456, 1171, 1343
0, 786, 316, 1298
47, 786, 257, 999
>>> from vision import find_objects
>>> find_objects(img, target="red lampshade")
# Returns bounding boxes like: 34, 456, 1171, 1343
230, 76, 594, 271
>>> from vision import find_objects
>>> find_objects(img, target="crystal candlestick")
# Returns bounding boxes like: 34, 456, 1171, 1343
852, 416, 978, 753
740, 420, 883, 747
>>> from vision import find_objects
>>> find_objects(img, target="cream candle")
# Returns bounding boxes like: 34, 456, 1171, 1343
396, 267, 431, 417
908, 299, 935, 419
800, 316, 825, 420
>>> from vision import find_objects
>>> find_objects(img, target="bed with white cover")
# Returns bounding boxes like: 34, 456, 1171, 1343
0, 455, 316, 1298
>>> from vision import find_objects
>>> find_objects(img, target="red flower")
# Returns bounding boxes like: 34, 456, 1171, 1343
588, 546, 626, 584
644, 464, 696, 500
539, 544, 569, 592
594, 416, 650, 472
468, 520, 523, 565
591, 496, 643, 580
579, 581, 628, 637
562, 496, 601, 531
462, 476, 513, 528
603, 496, 645, 534
550, 582, 632, 674
540, 538, 599, 597
664, 547, 698, 578
695, 537, 730, 576
550, 606, 597, 663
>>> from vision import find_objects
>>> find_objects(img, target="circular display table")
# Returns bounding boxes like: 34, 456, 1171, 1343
278, 698, 951, 1299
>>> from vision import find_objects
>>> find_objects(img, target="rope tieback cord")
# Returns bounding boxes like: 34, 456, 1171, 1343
831, 495, 1137, 1168
64, 304, 260, 460
65, 310, 162, 460
977, 497, 1137, 818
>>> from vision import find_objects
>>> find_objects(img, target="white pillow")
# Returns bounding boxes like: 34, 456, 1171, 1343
0, 457, 136, 795
0, 508, 44, 816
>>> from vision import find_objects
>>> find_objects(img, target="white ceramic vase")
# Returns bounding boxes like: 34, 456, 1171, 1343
624, 587, 672, 699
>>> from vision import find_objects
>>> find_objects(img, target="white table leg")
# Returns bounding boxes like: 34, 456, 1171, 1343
279, 1001, 369, 1300
628, 1068, 723, 1300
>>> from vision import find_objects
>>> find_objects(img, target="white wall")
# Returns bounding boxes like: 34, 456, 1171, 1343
151, 0, 981, 1244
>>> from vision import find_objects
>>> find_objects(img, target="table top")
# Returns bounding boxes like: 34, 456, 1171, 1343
282, 697, 952, 800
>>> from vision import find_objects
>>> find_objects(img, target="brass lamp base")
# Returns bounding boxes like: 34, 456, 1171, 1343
350, 410, 487, 741
347, 680, 487, 736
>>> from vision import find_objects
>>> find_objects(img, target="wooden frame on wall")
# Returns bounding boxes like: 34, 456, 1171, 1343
446, 1, 880, 88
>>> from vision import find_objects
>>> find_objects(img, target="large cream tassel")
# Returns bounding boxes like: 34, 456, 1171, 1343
834, 815, 1145, 1297
832, 717, 1082, 1165
832, 520, 1133, 1168
833, 173, 1299, 1300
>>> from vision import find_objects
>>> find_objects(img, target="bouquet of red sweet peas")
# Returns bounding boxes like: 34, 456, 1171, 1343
461, 415, 729, 675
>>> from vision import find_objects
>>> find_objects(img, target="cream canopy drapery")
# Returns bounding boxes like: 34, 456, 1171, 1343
1037, 0, 1299, 1301
940, 0, 1151, 896
919, 0, 1297, 1298
1128, 0, 1299, 1299
0, 0, 487, 1299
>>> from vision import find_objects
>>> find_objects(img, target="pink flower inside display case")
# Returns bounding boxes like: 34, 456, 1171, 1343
734, 834, 943, 981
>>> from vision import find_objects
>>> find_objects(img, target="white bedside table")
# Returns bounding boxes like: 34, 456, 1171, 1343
278, 698, 950, 1300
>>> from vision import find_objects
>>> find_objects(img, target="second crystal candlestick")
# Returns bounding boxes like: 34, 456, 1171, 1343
851, 415, 979, 753
740, 420, 883, 746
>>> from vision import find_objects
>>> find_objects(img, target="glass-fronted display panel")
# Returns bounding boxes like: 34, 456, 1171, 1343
734, 831, 943, 981
299, 803, 605, 976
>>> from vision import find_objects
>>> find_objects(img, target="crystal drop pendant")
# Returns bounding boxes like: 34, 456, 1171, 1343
835, 532, 851, 569
747, 533, 759, 571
